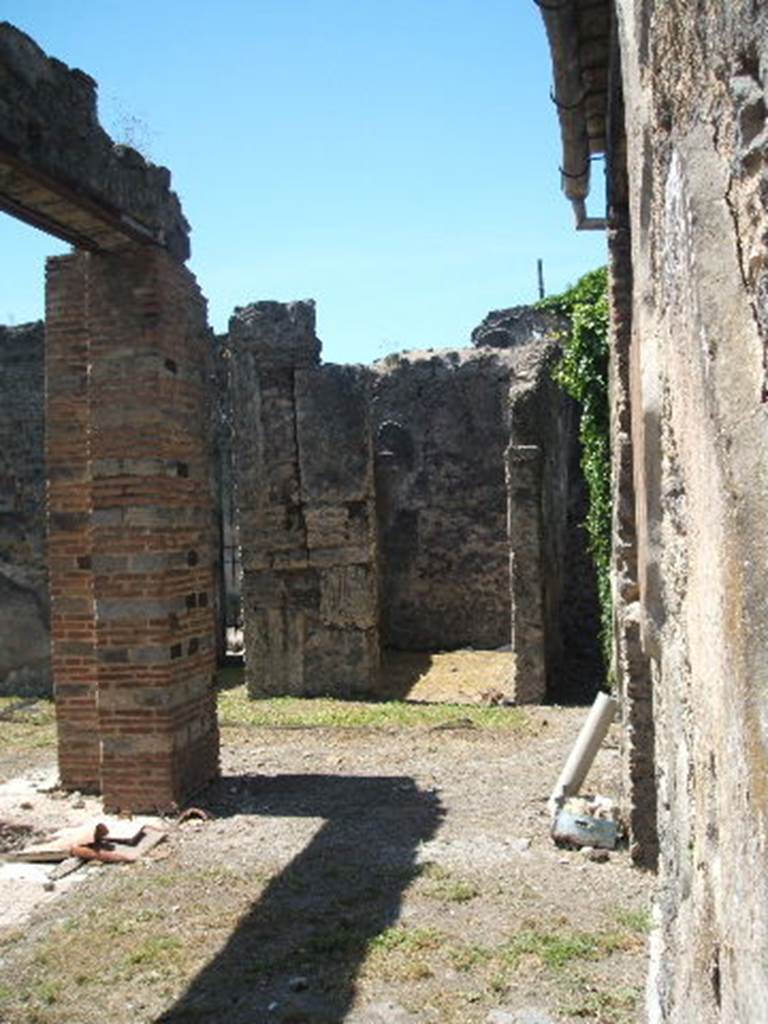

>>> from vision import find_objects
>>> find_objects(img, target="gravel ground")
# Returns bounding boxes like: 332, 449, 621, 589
0, 694, 654, 1024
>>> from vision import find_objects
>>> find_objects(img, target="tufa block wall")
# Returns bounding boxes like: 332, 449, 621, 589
230, 301, 379, 697
371, 347, 516, 654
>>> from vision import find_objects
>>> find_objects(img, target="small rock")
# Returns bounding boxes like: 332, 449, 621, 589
43, 880, 55, 892
19, 801, 33, 810
587, 847, 610, 863
288, 976, 308, 992
71, 798, 86, 809
487, 1009, 558, 1024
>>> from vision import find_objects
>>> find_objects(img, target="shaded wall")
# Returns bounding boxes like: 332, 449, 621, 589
371, 348, 515, 653
0, 321, 50, 695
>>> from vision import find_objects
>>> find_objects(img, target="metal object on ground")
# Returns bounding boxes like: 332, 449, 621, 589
551, 808, 618, 850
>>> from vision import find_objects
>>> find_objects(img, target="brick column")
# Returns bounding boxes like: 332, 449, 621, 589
45, 255, 99, 792
45, 246, 219, 812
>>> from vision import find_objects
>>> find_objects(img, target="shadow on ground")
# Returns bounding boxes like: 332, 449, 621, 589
156, 773, 444, 1023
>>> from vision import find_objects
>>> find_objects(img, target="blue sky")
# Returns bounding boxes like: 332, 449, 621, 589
1, 1, 606, 364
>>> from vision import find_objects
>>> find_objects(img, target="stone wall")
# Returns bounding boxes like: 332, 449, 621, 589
227, 302, 599, 703
616, 2, 768, 1018
369, 326, 598, 702
506, 343, 584, 703
371, 347, 516, 654
0, 23, 189, 258
230, 301, 379, 697
0, 321, 50, 695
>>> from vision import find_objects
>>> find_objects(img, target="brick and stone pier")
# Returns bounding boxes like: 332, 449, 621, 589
46, 247, 219, 812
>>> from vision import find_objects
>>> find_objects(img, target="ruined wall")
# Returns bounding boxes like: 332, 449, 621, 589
0, 321, 50, 695
0, 23, 189, 257
371, 347, 515, 653
617, 3, 768, 1018
507, 343, 585, 703
605, 49, 657, 871
369, 327, 597, 702
230, 302, 379, 697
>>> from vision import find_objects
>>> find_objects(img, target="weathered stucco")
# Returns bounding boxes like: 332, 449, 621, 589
617, 3, 768, 1019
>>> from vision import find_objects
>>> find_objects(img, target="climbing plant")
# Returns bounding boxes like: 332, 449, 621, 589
539, 267, 612, 666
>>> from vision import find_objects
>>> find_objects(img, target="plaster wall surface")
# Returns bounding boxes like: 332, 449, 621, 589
617, 2, 768, 1018
0, 320, 49, 695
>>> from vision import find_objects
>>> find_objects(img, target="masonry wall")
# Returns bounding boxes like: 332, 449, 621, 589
507, 343, 584, 703
617, 3, 768, 1018
0, 321, 50, 695
230, 301, 379, 698
369, 334, 598, 702
371, 347, 516, 653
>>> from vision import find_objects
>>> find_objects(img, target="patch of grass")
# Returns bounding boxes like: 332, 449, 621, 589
561, 984, 641, 1022
0, 697, 56, 752
125, 934, 183, 967
427, 877, 480, 904
218, 684, 529, 731
448, 943, 493, 972
419, 861, 480, 902
368, 925, 443, 954
615, 906, 652, 934
498, 922, 637, 970
32, 980, 59, 1006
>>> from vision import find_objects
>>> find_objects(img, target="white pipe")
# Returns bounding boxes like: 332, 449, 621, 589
548, 692, 618, 815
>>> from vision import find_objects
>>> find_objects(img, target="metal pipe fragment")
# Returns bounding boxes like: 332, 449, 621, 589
548, 691, 618, 814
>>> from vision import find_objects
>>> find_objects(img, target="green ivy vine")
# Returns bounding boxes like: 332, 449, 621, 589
539, 267, 612, 667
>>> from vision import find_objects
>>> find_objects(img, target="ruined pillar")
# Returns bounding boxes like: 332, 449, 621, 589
506, 444, 546, 703
45, 247, 219, 811
231, 301, 379, 697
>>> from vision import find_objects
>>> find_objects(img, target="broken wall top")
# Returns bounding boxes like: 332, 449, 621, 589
471, 304, 567, 351
229, 300, 321, 368
0, 22, 190, 260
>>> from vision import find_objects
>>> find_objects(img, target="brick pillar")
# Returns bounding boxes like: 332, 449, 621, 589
45, 246, 219, 812
45, 255, 99, 792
